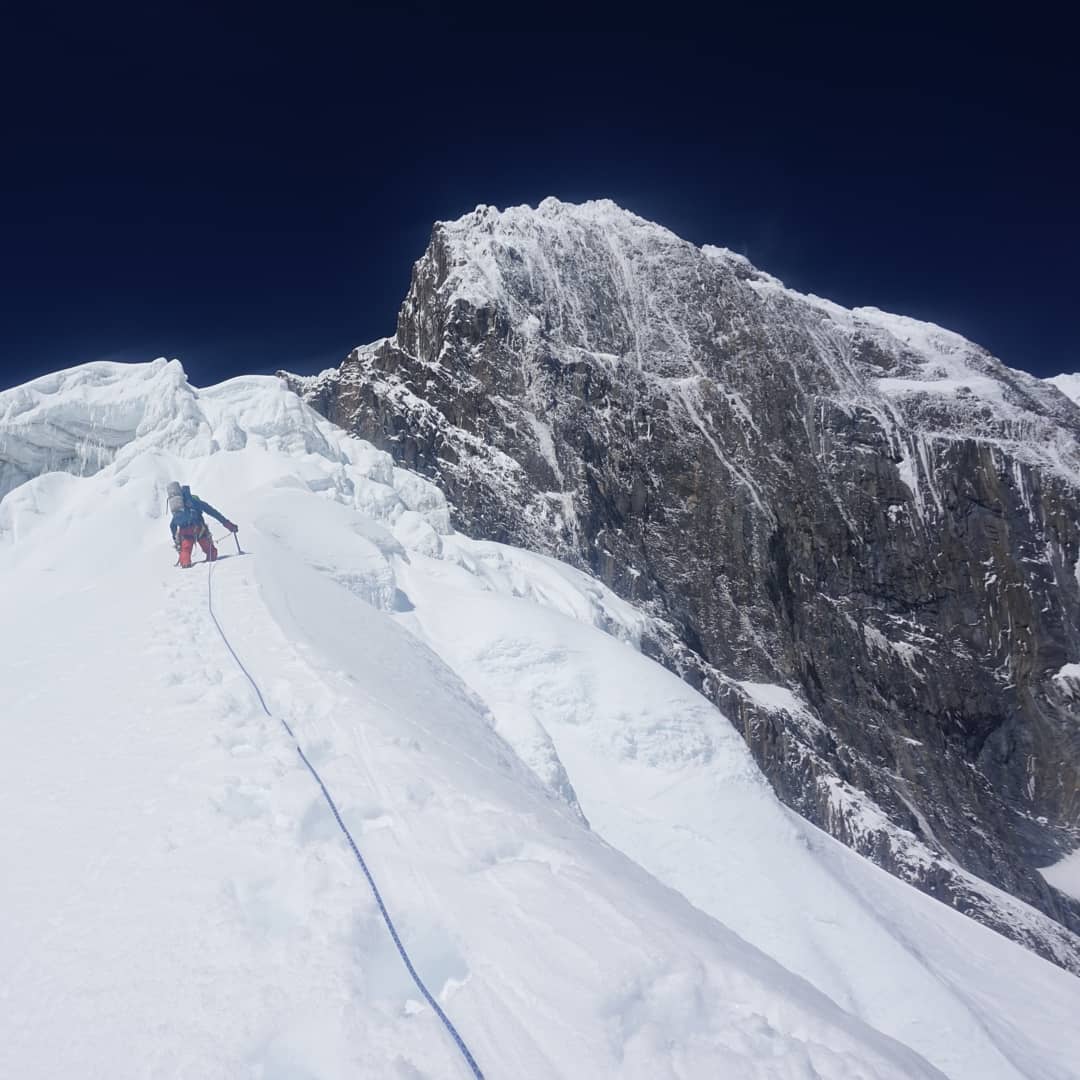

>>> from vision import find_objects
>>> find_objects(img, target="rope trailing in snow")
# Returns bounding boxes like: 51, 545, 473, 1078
205, 558, 486, 1080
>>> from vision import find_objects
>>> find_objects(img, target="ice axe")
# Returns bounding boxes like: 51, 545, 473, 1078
210, 527, 243, 557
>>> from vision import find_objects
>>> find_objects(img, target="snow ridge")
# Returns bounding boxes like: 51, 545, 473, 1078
3, 359, 1080, 1078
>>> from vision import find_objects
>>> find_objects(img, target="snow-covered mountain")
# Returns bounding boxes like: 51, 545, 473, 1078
286, 198, 1080, 973
3, 359, 1080, 1078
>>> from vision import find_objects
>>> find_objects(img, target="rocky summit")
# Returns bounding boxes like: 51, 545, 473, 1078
285, 197, 1080, 970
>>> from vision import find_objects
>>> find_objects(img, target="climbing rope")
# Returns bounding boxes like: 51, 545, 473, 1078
205, 556, 485, 1080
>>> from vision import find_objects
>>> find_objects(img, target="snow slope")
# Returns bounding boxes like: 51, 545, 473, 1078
2, 360, 1079, 1079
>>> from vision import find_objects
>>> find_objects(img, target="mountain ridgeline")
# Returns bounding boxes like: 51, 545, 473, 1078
284, 198, 1080, 969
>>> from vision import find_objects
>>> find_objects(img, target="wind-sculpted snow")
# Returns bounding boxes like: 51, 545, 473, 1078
4, 360, 1080, 1077
0, 360, 343, 503
286, 198, 1080, 972
0, 359, 200, 499
1048, 372, 1080, 407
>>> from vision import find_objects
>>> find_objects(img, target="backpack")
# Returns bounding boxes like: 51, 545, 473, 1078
167, 484, 201, 526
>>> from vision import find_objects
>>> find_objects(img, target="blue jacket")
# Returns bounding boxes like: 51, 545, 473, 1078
170, 486, 230, 541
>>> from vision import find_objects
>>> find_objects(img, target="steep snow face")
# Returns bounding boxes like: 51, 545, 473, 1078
4, 361, 1080, 1079
285, 198, 1080, 973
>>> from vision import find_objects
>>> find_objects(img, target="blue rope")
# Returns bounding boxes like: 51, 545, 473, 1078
205, 558, 485, 1080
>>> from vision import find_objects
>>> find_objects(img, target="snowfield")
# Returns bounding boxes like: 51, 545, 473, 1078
2, 359, 1079, 1079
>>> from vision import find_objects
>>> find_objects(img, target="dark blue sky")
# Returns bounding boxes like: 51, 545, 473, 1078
2, 2, 1076, 391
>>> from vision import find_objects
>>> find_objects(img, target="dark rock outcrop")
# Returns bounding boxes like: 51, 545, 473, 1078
285, 198, 1080, 970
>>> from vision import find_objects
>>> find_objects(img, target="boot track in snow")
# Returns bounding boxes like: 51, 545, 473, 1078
204, 554, 485, 1080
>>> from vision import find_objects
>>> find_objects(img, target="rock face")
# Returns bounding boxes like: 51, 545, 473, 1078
285, 198, 1080, 970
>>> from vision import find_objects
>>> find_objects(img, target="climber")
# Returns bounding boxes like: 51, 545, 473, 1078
167, 481, 238, 567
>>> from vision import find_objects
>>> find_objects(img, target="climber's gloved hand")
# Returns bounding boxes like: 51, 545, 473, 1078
225, 521, 239, 533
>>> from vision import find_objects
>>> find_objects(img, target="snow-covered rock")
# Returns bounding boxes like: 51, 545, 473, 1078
285, 198, 1080, 972
4, 359, 1080, 1078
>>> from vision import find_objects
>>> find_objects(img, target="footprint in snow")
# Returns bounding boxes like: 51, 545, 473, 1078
297, 798, 340, 845
213, 729, 264, 757
389, 1059, 432, 1080
298, 797, 392, 846
404, 777, 435, 809
212, 778, 271, 822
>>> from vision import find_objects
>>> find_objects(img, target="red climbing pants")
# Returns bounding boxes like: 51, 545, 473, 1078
177, 524, 218, 568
